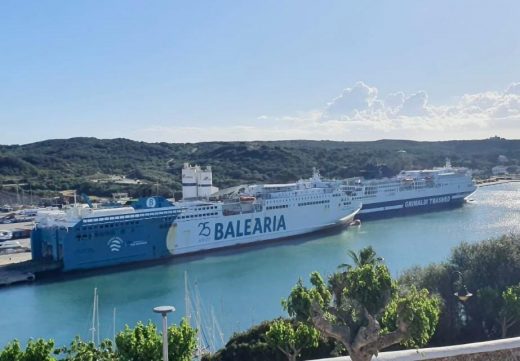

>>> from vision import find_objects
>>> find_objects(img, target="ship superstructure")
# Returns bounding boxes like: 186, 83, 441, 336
31, 165, 361, 271
344, 160, 476, 219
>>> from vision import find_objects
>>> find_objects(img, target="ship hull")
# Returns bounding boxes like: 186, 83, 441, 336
356, 190, 475, 220
32, 205, 360, 272
32, 214, 179, 271
168, 206, 359, 256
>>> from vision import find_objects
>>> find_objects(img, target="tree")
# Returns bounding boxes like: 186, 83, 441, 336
381, 287, 442, 348
202, 319, 338, 361
202, 321, 284, 361
116, 321, 162, 361
116, 319, 197, 361
499, 284, 520, 338
400, 234, 520, 344
284, 247, 441, 361
265, 320, 320, 361
56, 337, 118, 361
0, 339, 56, 361
166, 319, 198, 361
338, 246, 378, 270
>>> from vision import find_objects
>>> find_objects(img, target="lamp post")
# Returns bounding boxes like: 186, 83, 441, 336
153, 305, 175, 361
452, 271, 472, 327
453, 271, 473, 302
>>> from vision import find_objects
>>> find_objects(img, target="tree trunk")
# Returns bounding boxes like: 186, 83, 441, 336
349, 349, 373, 361
278, 347, 297, 361
501, 317, 507, 338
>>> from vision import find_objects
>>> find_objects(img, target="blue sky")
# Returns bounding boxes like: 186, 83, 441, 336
0, 1, 519, 144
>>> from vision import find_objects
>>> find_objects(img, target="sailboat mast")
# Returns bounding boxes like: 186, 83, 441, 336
96, 291, 100, 345
184, 271, 191, 324
91, 288, 97, 344
113, 307, 117, 344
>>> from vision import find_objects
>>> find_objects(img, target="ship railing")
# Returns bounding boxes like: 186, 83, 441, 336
259, 187, 335, 199
81, 208, 183, 225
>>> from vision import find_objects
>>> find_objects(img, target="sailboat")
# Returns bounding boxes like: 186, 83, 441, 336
184, 272, 225, 358
90, 288, 100, 345
88, 288, 119, 347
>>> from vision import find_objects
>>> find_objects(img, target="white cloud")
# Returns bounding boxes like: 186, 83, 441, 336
324, 81, 378, 117
384, 92, 405, 110
319, 82, 520, 135
506, 82, 520, 95
398, 91, 429, 117
132, 82, 520, 142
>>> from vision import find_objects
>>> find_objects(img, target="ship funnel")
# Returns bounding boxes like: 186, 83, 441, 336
312, 167, 321, 181
182, 163, 215, 200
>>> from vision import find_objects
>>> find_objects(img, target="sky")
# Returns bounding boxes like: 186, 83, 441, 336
0, 0, 519, 145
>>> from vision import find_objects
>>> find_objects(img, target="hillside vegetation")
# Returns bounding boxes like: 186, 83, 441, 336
0, 137, 518, 198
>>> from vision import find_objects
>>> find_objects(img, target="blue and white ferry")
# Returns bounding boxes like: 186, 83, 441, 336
344, 160, 477, 219
31, 165, 361, 271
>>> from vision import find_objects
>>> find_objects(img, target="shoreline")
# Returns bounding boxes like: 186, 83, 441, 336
475, 177, 520, 187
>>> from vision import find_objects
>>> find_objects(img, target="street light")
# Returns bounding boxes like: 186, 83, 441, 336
453, 271, 473, 302
153, 305, 175, 361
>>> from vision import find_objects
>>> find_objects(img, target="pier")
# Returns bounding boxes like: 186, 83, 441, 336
0, 257, 62, 286
0, 220, 61, 286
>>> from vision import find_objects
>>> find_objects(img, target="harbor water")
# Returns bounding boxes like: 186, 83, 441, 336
0, 183, 519, 349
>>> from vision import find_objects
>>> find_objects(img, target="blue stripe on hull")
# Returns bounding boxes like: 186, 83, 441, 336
356, 192, 470, 220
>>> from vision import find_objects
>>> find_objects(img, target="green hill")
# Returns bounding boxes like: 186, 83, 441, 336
0, 137, 518, 198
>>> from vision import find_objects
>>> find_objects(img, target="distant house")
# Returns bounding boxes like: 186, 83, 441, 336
492, 165, 509, 176
497, 155, 509, 163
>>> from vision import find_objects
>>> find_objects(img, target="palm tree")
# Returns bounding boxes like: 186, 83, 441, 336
338, 246, 380, 270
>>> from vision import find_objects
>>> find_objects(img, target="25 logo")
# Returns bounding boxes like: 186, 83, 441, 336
198, 222, 211, 237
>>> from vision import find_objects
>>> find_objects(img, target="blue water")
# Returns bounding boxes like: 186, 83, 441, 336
0, 183, 519, 348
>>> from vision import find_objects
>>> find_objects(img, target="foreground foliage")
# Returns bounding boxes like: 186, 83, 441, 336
0, 319, 196, 361
265, 320, 320, 361
0, 339, 56, 361
284, 247, 441, 361
202, 320, 340, 361
400, 234, 520, 344
57, 338, 118, 361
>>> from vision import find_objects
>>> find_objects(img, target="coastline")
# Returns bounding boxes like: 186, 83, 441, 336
475, 176, 520, 187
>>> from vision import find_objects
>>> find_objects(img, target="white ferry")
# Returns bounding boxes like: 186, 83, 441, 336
343, 160, 477, 219
172, 166, 361, 254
